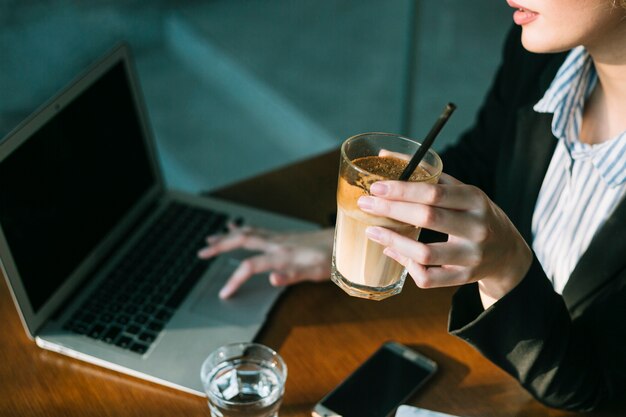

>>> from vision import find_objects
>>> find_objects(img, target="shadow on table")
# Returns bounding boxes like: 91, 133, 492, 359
257, 280, 457, 351
406, 344, 471, 401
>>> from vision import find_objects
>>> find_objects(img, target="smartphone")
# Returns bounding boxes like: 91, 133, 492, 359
312, 341, 437, 417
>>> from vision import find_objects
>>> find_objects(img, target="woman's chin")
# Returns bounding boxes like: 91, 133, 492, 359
520, 30, 573, 54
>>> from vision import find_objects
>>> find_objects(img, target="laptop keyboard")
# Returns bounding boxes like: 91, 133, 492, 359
63, 202, 230, 354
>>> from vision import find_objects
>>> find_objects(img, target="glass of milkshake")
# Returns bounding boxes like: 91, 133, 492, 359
331, 132, 443, 300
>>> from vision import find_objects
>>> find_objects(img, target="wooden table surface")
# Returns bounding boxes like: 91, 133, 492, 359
0, 149, 620, 417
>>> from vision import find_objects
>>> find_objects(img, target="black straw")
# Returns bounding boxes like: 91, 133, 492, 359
398, 102, 456, 181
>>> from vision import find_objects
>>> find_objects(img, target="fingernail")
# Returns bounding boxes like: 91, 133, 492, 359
269, 275, 279, 286
365, 226, 382, 242
219, 287, 231, 299
383, 247, 399, 259
270, 273, 284, 286
358, 196, 374, 210
197, 248, 213, 258
370, 182, 388, 195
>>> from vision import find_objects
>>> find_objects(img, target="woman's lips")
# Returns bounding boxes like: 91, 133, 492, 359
506, 0, 539, 25
513, 9, 539, 25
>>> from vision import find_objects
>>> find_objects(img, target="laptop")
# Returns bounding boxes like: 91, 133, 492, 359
0, 43, 316, 395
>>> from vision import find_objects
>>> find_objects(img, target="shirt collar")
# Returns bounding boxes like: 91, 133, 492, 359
533, 46, 626, 187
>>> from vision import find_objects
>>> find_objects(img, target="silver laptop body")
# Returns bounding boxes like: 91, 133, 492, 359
0, 44, 315, 395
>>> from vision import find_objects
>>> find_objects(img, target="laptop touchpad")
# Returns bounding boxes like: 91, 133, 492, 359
190, 254, 283, 325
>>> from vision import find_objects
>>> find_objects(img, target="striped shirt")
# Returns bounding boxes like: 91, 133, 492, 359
531, 46, 626, 294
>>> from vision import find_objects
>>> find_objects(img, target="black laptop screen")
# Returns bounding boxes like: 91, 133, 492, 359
0, 61, 156, 313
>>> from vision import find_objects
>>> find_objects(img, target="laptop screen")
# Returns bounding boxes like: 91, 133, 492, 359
0, 61, 156, 313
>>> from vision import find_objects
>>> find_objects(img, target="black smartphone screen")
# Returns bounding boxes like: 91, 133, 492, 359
320, 344, 434, 417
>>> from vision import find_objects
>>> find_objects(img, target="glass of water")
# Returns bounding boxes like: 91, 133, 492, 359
200, 343, 287, 417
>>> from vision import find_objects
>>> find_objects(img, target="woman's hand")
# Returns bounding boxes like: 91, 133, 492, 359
357, 173, 532, 309
197, 225, 334, 299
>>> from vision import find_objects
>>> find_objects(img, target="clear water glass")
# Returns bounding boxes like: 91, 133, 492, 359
200, 343, 287, 417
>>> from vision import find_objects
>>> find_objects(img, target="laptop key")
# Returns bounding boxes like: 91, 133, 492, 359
155, 308, 172, 322
125, 324, 141, 334
116, 294, 130, 304
138, 332, 157, 343
130, 343, 149, 354
150, 294, 165, 304
135, 314, 149, 324
131, 294, 147, 305
102, 326, 123, 344
106, 303, 124, 313
70, 323, 89, 335
87, 323, 106, 339
142, 304, 157, 314
116, 336, 133, 349
99, 312, 114, 323
147, 321, 164, 333
123, 305, 138, 315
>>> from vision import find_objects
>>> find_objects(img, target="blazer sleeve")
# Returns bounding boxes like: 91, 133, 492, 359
449, 256, 626, 412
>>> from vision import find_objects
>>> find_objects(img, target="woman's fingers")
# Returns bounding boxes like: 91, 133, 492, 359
360, 174, 491, 241
219, 253, 289, 299
381, 246, 471, 288
407, 263, 470, 289
198, 229, 278, 259
359, 198, 486, 241
368, 227, 476, 266
199, 227, 334, 298
269, 264, 330, 287
220, 251, 332, 298
369, 180, 485, 211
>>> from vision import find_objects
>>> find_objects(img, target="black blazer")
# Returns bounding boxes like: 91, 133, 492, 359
443, 25, 626, 411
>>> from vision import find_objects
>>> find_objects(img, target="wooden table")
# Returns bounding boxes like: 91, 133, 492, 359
0, 149, 620, 417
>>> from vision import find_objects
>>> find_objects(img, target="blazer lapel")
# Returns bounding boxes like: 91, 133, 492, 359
563, 197, 626, 311
498, 51, 564, 242
500, 106, 556, 243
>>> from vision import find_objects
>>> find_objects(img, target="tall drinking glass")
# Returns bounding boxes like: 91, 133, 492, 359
331, 132, 443, 300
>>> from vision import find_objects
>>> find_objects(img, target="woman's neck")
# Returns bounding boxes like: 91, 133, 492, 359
581, 33, 626, 145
